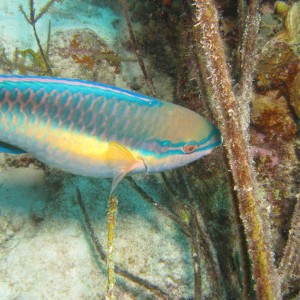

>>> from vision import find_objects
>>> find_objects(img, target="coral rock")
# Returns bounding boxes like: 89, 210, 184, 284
251, 91, 297, 142
49, 29, 120, 84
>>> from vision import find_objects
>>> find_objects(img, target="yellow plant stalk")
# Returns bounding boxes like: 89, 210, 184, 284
106, 196, 118, 300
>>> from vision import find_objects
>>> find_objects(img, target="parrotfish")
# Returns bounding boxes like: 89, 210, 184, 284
0, 75, 221, 193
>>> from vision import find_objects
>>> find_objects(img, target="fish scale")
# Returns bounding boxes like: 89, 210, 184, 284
0, 74, 222, 180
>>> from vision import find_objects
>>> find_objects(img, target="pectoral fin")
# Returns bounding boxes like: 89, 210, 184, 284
108, 141, 145, 196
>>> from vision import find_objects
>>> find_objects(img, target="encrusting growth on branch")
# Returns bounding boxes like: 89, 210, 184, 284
279, 194, 300, 293
193, 1, 281, 299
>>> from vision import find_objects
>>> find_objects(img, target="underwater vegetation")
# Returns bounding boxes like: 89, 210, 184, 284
19, 0, 55, 75
0, 0, 300, 299
0, 0, 54, 75
192, 0, 300, 299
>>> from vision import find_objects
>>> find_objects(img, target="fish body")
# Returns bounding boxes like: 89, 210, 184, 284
0, 75, 221, 184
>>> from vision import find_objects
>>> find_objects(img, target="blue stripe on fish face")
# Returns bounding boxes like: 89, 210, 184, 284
138, 127, 221, 158
142, 134, 221, 173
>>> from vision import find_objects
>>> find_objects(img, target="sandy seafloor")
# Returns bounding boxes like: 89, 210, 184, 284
0, 1, 193, 299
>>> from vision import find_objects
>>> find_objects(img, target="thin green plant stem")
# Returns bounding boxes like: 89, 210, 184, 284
35, 0, 56, 23
106, 195, 118, 300
189, 206, 203, 300
193, 1, 281, 298
32, 25, 53, 75
46, 20, 51, 57
75, 187, 169, 298
193, 206, 227, 299
19, 0, 53, 75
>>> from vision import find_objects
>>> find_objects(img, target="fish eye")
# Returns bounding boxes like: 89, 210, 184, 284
183, 143, 198, 154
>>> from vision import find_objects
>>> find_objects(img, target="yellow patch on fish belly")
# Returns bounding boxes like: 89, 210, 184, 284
35, 126, 108, 161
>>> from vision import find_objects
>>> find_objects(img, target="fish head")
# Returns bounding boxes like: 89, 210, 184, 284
140, 103, 222, 173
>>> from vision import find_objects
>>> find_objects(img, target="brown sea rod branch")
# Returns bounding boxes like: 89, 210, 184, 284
239, 0, 260, 82
193, 1, 281, 299
176, 169, 226, 299
278, 194, 300, 294
231, 186, 252, 300
177, 12, 251, 295
119, 0, 157, 97
75, 187, 169, 298
238, 0, 261, 128
183, 0, 252, 293
160, 172, 179, 199
236, 0, 247, 71
237, 0, 247, 30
